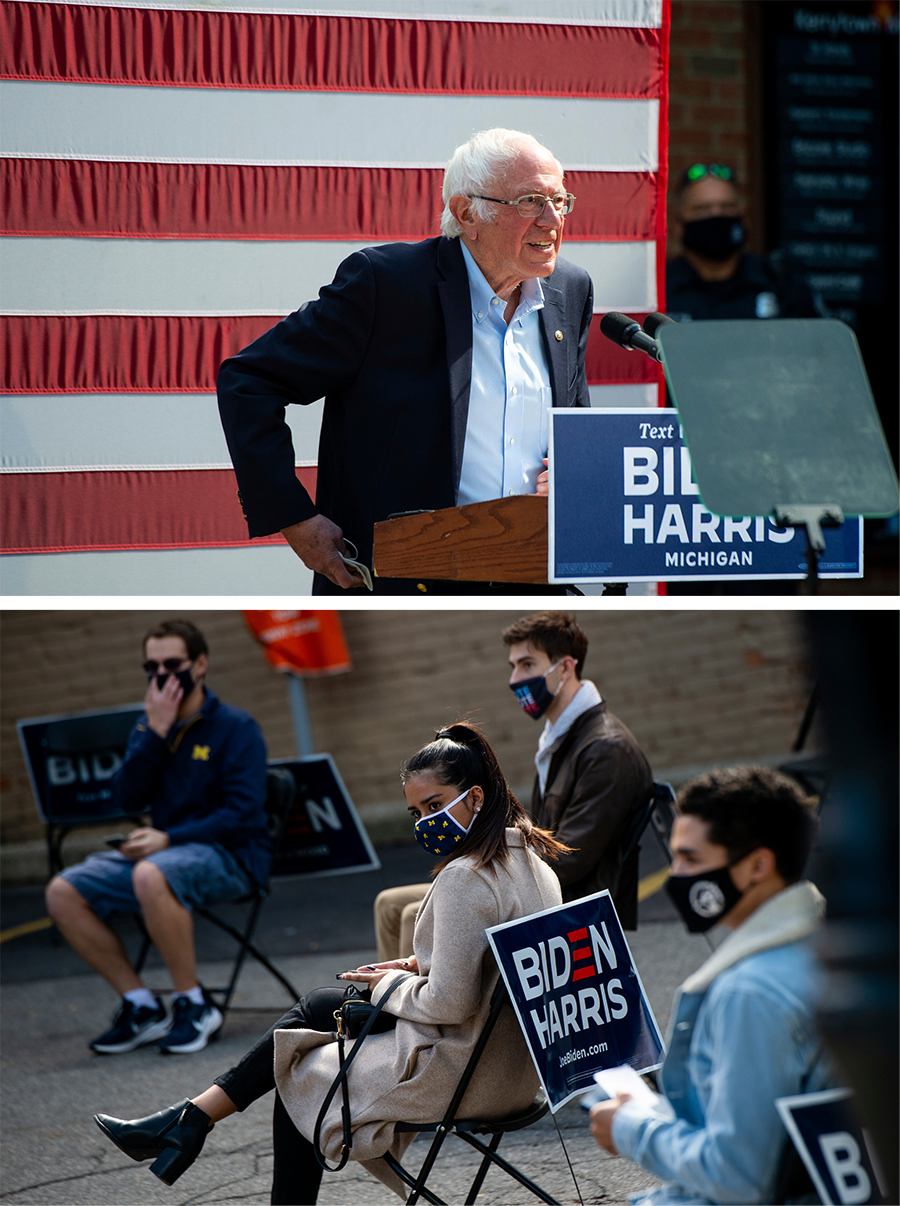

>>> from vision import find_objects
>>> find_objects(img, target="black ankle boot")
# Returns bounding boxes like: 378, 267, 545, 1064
94, 1099, 214, 1185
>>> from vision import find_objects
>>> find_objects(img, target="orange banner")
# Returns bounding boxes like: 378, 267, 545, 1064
243, 611, 351, 676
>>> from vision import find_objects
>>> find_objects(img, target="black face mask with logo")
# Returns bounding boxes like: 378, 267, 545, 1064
665, 864, 744, 933
682, 215, 745, 261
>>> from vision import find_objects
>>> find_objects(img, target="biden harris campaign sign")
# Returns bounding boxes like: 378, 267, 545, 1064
268, 755, 379, 879
487, 892, 663, 1111
776, 1088, 886, 1205
548, 409, 862, 584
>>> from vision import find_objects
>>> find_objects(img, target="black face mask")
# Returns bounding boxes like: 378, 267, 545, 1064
151, 666, 195, 696
509, 660, 563, 720
682, 214, 745, 261
665, 864, 744, 933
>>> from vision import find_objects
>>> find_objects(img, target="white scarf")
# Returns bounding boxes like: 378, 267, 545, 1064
534, 680, 603, 795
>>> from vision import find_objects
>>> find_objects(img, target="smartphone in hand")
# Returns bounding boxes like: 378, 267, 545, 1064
104, 834, 126, 849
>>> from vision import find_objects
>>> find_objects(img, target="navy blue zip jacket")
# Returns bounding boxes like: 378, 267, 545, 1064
112, 688, 271, 889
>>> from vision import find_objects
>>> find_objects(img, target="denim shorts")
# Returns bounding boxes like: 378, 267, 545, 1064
60, 843, 252, 921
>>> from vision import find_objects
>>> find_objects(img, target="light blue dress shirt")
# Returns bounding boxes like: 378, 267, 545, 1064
457, 243, 552, 506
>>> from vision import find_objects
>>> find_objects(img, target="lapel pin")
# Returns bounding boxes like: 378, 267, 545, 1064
555, 330, 564, 341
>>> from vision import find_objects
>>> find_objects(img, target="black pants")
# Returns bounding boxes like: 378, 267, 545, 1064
214, 986, 348, 1206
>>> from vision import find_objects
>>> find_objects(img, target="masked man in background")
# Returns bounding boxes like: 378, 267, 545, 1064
375, 612, 652, 961
666, 163, 820, 323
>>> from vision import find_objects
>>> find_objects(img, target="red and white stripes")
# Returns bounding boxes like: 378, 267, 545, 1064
1, 0, 669, 563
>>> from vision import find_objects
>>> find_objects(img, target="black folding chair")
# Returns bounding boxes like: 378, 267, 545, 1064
622, 780, 677, 866
132, 765, 301, 1015
21, 706, 147, 879
381, 977, 564, 1206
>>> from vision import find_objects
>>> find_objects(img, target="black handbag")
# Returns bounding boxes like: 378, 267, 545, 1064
313, 973, 413, 1172
337, 983, 400, 1039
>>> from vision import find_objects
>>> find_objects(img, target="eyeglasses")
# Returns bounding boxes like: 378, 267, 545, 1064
469, 192, 576, 218
683, 163, 735, 184
143, 657, 190, 676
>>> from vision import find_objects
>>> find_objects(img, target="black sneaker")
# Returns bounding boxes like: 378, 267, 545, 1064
157, 994, 223, 1054
90, 997, 170, 1054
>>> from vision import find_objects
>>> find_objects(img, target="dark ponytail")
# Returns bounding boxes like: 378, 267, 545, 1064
401, 722, 570, 875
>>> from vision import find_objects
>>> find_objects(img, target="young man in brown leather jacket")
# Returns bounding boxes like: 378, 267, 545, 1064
374, 613, 653, 959
504, 611, 653, 929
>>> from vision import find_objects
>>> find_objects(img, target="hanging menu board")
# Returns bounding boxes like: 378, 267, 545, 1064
760, 2, 899, 476
762, 3, 897, 323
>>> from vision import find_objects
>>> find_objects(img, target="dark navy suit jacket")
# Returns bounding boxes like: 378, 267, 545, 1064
217, 236, 593, 590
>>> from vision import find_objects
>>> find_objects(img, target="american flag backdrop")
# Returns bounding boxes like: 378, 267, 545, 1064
0, 0, 669, 592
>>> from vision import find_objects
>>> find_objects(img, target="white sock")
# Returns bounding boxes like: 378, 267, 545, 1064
124, 988, 158, 1011
173, 985, 205, 1006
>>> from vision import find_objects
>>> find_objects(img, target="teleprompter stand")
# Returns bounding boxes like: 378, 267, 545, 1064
656, 318, 898, 591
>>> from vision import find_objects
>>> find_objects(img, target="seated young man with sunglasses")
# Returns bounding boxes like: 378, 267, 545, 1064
46, 619, 270, 1056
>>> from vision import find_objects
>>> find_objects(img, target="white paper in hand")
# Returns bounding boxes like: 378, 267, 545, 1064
339, 539, 374, 591
593, 1064, 661, 1109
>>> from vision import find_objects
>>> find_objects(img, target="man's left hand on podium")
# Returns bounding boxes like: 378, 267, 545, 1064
536, 458, 550, 495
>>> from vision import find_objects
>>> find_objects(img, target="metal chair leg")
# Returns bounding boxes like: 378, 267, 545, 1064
380, 1150, 447, 1206
464, 1130, 503, 1204
405, 1129, 452, 1205
456, 1131, 563, 1205
192, 904, 301, 1009
201, 898, 264, 1013
132, 914, 153, 974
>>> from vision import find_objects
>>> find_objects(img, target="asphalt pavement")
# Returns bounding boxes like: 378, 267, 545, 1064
0, 840, 711, 1205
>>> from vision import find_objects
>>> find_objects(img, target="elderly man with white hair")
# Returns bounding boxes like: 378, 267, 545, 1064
218, 128, 593, 595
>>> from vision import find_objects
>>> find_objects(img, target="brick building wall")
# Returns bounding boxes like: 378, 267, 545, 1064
1, 609, 813, 849
667, 1, 763, 255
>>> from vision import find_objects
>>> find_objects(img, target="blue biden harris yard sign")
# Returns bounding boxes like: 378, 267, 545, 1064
548, 408, 862, 584
487, 891, 664, 1111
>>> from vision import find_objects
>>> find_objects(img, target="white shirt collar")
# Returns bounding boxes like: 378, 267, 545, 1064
534, 680, 603, 793
459, 241, 544, 325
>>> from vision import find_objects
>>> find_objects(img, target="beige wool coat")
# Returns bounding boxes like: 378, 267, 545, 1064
273, 829, 562, 1197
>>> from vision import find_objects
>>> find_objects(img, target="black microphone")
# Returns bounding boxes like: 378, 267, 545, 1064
599, 311, 663, 362
642, 312, 677, 338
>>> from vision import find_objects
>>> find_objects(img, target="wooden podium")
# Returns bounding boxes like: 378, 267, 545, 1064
373, 494, 549, 583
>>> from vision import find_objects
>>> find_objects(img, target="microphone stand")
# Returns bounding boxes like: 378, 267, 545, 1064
771, 505, 844, 595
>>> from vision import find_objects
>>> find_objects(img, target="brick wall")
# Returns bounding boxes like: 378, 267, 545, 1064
1, 609, 813, 847
667, 1, 762, 255
0, 610, 296, 845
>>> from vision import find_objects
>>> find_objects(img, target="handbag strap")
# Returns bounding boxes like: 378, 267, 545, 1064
313, 972, 413, 1172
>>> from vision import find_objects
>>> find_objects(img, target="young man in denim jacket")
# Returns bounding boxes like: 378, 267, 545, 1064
590, 766, 827, 1205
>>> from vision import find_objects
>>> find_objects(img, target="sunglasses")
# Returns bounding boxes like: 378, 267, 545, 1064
142, 658, 190, 676
683, 163, 735, 184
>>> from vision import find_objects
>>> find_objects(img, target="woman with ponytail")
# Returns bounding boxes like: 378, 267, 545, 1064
94, 724, 565, 1202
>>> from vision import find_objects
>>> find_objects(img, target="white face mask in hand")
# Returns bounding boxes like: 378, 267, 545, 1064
338, 539, 373, 591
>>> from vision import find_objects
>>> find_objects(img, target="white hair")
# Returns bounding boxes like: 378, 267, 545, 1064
440, 128, 562, 239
